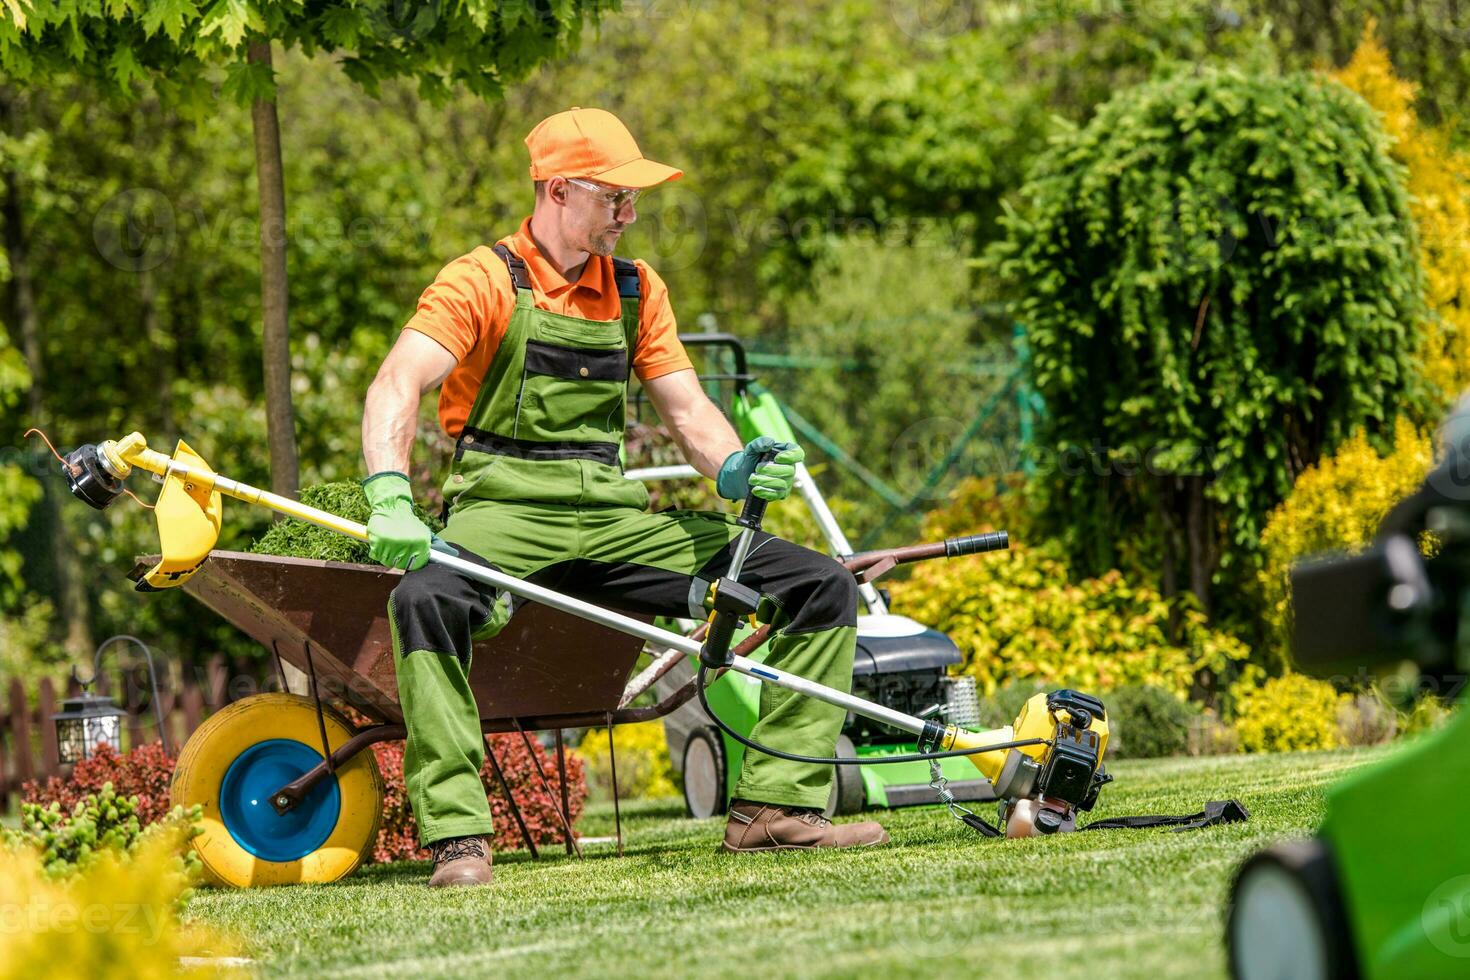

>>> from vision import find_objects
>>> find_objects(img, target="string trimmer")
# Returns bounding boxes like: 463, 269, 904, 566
59, 430, 1214, 839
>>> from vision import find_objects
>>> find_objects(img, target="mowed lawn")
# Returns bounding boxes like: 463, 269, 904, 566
185, 748, 1383, 980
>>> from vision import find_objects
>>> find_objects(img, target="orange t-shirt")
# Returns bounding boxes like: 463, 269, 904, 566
403, 217, 693, 438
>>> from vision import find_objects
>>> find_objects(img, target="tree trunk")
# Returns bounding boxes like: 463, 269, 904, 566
1185, 475, 1213, 618
0, 88, 95, 658
248, 41, 300, 507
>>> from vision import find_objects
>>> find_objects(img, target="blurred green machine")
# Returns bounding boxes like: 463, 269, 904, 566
1227, 402, 1470, 979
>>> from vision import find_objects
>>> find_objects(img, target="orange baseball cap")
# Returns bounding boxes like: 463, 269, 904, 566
525, 107, 683, 189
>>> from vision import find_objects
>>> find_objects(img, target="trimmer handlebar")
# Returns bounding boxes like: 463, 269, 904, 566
699, 449, 778, 669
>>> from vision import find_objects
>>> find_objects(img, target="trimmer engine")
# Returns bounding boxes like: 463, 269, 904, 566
936, 689, 1112, 837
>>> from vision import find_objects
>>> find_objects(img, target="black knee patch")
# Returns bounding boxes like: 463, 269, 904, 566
700, 536, 858, 635
389, 547, 500, 665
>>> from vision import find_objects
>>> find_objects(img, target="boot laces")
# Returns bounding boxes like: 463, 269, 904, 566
791, 807, 830, 828
432, 836, 486, 864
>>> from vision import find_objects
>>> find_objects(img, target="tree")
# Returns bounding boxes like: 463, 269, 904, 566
992, 66, 1427, 637
0, 0, 615, 499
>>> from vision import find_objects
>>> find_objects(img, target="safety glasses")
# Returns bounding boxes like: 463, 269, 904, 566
565, 177, 641, 211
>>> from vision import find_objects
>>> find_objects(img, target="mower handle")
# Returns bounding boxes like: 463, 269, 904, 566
846, 530, 1010, 571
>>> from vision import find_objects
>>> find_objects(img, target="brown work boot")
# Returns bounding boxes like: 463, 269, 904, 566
427, 835, 494, 887
721, 799, 890, 853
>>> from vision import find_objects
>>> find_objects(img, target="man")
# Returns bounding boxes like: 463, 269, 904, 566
361, 107, 887, 888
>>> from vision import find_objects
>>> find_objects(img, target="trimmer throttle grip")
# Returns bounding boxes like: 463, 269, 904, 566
944, 530, 1009, 557
736, 449, 780, 530
698, 578, 762, 669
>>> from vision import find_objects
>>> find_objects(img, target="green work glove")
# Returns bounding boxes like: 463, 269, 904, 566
363, 471, 434, 571
716, 436, 805, 502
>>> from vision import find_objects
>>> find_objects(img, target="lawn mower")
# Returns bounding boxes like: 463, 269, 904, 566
56, 422, 1115, 889
1226, 397, 1470, 980
631, 334, 1007, 818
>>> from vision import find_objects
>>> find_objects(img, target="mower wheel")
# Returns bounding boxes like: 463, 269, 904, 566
682, 727, 727, 819
1227, 837, 1360, 980
824, 736, 865, 817
171, 693, 383, 888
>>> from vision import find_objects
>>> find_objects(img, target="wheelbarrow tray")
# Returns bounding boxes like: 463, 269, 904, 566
133, 550, 654, 727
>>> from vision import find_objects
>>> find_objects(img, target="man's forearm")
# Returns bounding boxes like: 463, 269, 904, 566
362, 377, 421, 475
671, 395, 744, 481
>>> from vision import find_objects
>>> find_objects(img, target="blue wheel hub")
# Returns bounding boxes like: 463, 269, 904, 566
219, 738, 341, 862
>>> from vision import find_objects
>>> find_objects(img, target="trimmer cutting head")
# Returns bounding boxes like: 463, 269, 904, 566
64, 436, 223, 590
63, 443, 126, 510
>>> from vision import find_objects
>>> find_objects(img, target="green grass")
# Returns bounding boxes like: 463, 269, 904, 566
184, 749, 1382, 979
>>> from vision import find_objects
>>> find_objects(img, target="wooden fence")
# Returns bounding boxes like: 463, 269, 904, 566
1, 655, 233, 804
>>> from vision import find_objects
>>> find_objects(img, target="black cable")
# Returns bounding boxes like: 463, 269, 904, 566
696, 665, 1050, 766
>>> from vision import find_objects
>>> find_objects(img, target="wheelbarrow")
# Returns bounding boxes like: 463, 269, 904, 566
124, 547, 686, 886
61, 430, 1115, 888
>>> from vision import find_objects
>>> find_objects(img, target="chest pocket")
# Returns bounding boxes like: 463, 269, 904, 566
514, 331, 630, 443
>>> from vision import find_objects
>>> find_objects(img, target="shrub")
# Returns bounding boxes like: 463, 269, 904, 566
993, 63, 1426, 627
4, 782, 202, 882
976, 679, 1051, 730
251, 481, 443, 564
1399, 692, 1452, 738
1105, 684, 1201, 759
369, 732, 588, 862
1336, 692, 1398, 747
0, 824, 235, 980
1331, 24, 1470, 405
891, 541, 1249, 701
1232, 673, 1346, 753
24, 742, 178, 829
575, 722, 678, 800
898, 474, 1248, 702
1187, 709, 1240, 757
1257, 420, 1433, 666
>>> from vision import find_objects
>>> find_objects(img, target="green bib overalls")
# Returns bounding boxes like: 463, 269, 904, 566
389, 245, 858, 845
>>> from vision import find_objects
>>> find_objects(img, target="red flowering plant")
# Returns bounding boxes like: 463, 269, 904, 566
369, 733, 587, 862
22, 723, 588, 863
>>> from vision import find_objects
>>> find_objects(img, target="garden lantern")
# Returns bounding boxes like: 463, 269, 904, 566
53, 690, 128, 764
52, 633, 169, 763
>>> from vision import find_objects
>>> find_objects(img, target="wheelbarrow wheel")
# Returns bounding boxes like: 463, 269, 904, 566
171, 692, 383, 887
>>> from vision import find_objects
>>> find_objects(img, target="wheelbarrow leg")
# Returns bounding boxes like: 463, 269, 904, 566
554, 730, 574, 856
483, 734, 538, 861
607, 714, 623, 858
515, 722, 581, 859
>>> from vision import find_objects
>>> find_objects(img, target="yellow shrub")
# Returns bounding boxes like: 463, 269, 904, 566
1332, 24, 1470, 401
0, 827, 239, 980
577, 721, 678, 800
891, 543, 1248, 698
1257, 419, 1433, 664
1232, 673, 1347, 753
894, 475, 1247, 698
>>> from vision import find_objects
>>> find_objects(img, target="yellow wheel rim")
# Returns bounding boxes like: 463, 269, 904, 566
171, 693, 382, 887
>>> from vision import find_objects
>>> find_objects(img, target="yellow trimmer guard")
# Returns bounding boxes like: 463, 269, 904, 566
137, 439, 222, 590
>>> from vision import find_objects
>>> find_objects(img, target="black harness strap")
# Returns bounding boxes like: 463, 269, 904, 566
1082, 799, 1251, 833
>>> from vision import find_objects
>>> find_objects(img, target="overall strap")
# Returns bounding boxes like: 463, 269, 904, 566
611, 256, 642, 349
492, 243, 534, 305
